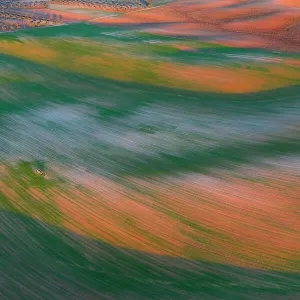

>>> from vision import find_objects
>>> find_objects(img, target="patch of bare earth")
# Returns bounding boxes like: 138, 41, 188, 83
50, 167, 300, 272
94, 0, 300, 52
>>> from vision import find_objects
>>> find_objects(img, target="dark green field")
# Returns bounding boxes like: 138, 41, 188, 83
1, 17, 300, 300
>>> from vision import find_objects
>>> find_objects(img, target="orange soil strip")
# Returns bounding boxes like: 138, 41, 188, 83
93, 10, 187, 24
128, 170, 300, 270
95, 0, 276, 25
93, 0, 215, 24
2, 162, 300, 271
210, 35, 275, 49
1, 37, 299, 93
55, 187, 185, 256
283, 59, 300, 68
0, 181, 19, 199
157, 63, 300, 93
55, 169, 300, 271
198, 6, 280, 23
0, 41, 56, 64
275, 0, 300, 8
223, 11, 300, 32
76, 54, 299, 93
172, 44, 197, 51
28, 187, 50, 203
93, 0, 300, 51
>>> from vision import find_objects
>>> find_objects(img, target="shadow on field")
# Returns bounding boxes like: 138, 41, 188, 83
1, 210, 300, 300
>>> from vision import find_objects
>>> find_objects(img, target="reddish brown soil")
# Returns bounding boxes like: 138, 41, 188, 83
93, 0, 300, 52
223, 11, 300, 33
54, 169, 300, 271
1, 162, 299, 272
276, 0, 300, 8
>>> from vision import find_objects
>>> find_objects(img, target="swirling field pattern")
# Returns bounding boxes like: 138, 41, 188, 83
1, 0, 300, 299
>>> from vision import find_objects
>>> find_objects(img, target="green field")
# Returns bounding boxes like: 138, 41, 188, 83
1, 22, 300, 299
